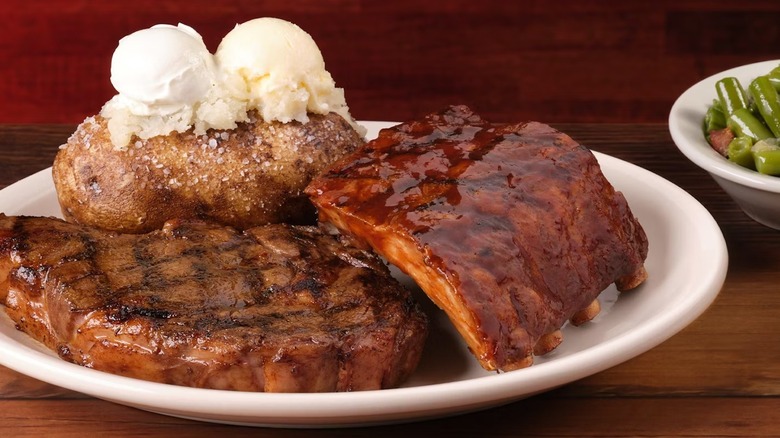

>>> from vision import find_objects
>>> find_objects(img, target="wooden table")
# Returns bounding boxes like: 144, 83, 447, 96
0, 124, 778, 437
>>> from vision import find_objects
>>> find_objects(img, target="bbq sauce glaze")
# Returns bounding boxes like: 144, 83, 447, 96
306, 105, 648, 371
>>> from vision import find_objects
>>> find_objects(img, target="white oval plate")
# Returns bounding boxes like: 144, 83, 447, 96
0, 122, 727, 427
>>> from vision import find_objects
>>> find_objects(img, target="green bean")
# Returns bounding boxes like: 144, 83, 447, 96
702, 65, 780, 178
711, 98, 725, 113
704, 102, 727, 133
727, 107, 773, 141
749, 75, 780, 137
767, 65, 780, 91
716, 77, 749, 115
752, 140, 780, 175
727, 136, 755, 169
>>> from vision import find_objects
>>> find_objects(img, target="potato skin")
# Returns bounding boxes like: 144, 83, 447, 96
53, 112, 364, 233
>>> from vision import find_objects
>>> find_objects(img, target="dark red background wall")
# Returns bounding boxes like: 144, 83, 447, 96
2, 0, 780, 124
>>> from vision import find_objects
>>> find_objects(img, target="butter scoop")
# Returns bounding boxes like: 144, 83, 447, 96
216, 18, 364, 135
101, 18, 363, 148
110, 24, 215, 110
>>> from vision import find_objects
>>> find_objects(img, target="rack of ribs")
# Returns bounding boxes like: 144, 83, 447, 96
0, 214, 428, 392
305, 105, 648, 372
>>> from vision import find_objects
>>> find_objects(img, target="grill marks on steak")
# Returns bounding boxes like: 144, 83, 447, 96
305, 105, 649, 372
0, 214, 428, 392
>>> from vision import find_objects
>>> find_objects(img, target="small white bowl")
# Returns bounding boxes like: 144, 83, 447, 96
669, 59, 780, 229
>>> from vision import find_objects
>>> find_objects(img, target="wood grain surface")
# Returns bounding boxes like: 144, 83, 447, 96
1, 123, 778, 436
2, 0, 780, 125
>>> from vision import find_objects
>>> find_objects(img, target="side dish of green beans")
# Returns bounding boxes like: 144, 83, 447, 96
704, 64, 780, 175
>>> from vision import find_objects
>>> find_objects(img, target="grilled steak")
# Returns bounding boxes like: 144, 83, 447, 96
0, 214, 428, 392
305, 105, 648, 372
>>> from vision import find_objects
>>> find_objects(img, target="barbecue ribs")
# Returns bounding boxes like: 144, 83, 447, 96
305, 105, 648, 371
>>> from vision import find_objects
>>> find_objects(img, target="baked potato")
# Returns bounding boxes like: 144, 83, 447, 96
53, 111, 364, 233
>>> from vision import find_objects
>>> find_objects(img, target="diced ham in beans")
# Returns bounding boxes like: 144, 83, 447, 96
708, 127, 734, 157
